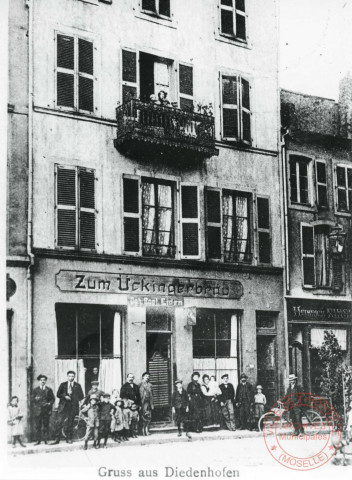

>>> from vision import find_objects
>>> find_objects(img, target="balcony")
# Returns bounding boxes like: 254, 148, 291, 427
114, 99, 219, 161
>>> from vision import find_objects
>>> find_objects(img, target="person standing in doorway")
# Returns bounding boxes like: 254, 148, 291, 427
218, 374, 236, 431
235, 373, 254, 430
120, 373, 141, 407
187, 372, 203, 433
31, 374, 55, 445
139, 372, 154, 436
51, 370, 84, 444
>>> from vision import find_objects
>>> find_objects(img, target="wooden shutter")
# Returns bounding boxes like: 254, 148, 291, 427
122, 49, 138, 103
221, 75, 239, 139
180, 185, 200, 258
79, 168, 96, 250
301, 224, 315, 287
123, 176, 141, 254
78, 39, 94, 112
56, 34, 74, 108
241, 77, 251, 143
205, 187, 222, 260
56, 165, 77, 248
257, 197, 271, 264
179, 64, 193, 111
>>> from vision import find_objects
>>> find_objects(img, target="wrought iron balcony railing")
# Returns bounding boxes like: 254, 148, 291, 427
114, 99, 219, 160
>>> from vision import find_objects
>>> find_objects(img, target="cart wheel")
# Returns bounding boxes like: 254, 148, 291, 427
259, 412, 276, 433
304, 409, 323, 435
62, 416, 87, 442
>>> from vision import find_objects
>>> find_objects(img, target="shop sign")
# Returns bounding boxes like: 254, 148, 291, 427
55, 270, 244, 299
128, 296, 184, 307
287, 298, 352, 322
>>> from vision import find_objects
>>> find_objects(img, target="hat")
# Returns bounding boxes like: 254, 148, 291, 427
142, 372, 150, 378
191, 371, 200, 378
256, 385, 263, 390
175, 379, 182, 385
89, 394, 98, 401
37, 374, 47, 381
288, 374, 297, 381
103, 393, 111, 398
240, 373, 248, 380
91, 380, 99, 385
221, 373, 229, 379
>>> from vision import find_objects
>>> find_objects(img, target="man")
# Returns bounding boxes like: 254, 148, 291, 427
286, 373, 304, 436
139, 372, 154, 436
50, 370, 84, 444
235, 373, 254, 430
31, 374, 55, 445
120, 373, 141, 407
83, 381, 104, 405
218, 374, 236, 431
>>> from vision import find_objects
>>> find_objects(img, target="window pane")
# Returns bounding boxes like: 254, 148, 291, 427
159, 0, 171, 17
57, 210, 76, 247
208, 226, 221, 259
299, 161, 309, 203
57, 35, 74, 70
146, 309, 171, 331
221, 0, 233, 6
259, 231, 271, 263
241, 78, 250, 110
57, 72, 74, 108
79, 76, 94, 111
142, 0, 156, 11
316, 162, 326, 184
78, 39, 93, 75
193, 311, 215, 340
303, 257, 315, 286
336, 166, 346, 187
242, 110, 251, 142
348, 168, 352, 189
80, 211, 95, 249
206, 190, 221, 223
222, 76, 237, 105
221, 9, 234, 35
302, 226, 314, 255
338, 190, 347, 211
124, 217, 140, 252
56, 305, 77, 357
236, 13, 246, 40
236, 0, 245, 12
182, 186, 198, 218
223, 108, 238, 138
123, 178, 139, 213
257, 198, 269, 229
193, 340, 215, 358
290, 160, 298, 202
57, 168, 76, 206
122, 50, 137, 83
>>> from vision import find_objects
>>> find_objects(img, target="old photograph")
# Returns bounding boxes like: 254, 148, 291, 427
3, 0, 352, 479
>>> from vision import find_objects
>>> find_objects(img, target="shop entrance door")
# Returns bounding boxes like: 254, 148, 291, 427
256, 336, 277, 410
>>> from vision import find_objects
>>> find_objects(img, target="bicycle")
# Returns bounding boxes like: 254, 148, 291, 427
62, 412, 88, 442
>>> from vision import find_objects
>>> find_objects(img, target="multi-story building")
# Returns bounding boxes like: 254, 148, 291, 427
281, 83, 352, 394
7, 0, 285, 434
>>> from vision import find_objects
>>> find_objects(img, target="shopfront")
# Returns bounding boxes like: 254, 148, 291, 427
287, 298, 352, 394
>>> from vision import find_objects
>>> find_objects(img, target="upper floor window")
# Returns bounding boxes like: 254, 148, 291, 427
141, 0, 171, 18
56, 33, 94, 113
55, 165, 96, 250
221, 74, 251, 144
336, 165, 352, 213
219, 0, 246, 41
289, 155, 311, 205
315, 161, 328, 208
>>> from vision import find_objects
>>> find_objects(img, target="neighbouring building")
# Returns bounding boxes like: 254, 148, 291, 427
281, 83, 352, 394
7, 0, 285, 435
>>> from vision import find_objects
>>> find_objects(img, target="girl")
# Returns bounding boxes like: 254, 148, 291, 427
8, 396, 26, 448
111, 399, 124, 442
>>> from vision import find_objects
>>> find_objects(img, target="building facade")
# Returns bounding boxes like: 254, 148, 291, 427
281, 85, 352, 394
7, 0, 285, 434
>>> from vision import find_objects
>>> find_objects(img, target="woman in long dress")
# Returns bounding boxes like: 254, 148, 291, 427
187, 372, 203, 433
201, 374, 213, 426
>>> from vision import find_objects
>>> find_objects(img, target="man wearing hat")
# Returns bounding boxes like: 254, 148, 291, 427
286, 374, 304, 435
235, 373, 254, 430
218, 374, 236, 431
172, 380, 191, 439
31, 374, 55, 445
120, 373, 141, 407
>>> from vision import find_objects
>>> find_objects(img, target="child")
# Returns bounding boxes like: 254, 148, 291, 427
130, 403, 139, 438
98, 393, 115, 448
122, 399, 132, 440
111, 399, 124, 442
81, 394, 100, 450
111, 389, 120, 406
172, 380, 191, 439
253, 385, 266, 431
8, 396, 26, 448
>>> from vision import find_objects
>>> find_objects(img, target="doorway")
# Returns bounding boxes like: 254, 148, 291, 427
256, 335, 277, 410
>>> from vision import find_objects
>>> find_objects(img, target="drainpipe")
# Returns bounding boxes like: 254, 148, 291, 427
26, 0, 34, 438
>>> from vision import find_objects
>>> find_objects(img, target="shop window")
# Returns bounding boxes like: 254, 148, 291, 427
55, 165, 96, 250
221, 74, 251, 143
193, 309, 239, 387
141, 0, 171, 18
290, 155, 311, 205
56, 33, 94, 113
219, 0, 246, 41
315, 161, 328, 208
335, 165, 352, 213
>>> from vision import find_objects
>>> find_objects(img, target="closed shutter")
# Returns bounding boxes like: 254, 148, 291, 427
257, 197, 271, 264
241, 78, 251, 143
78, 39, 94, 112
122, 49, 138, 103
57, 34, 74, 108
301, 225, 315, 287
79, 169, 96, 250
179, 64, 193, 111
205, 188, 222, 259
56, 166, 77, 248
123, 176, 141, 253
180, 185, 200, 258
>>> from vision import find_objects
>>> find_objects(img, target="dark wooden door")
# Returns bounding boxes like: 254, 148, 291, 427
256, 335, 277, 410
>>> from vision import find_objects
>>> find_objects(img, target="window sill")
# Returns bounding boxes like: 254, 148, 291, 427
289, 203, 316, 213
134, 11, 176, 29
215, 34, 250, 50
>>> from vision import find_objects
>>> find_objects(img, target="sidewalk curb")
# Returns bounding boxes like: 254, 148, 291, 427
9, 431, 262, 456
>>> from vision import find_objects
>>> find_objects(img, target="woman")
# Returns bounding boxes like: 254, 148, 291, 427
201, 374, 214, 427
187, 372, 203, 433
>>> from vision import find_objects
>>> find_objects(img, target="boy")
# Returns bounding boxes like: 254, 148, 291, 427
98, 393, 115, 448
172, 380, 191, 439
130, 402, 139, 438
81, 394, 100, 450
112, 399, 124, 442
253, 385, 266, 431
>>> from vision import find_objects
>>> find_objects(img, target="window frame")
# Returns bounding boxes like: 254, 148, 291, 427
54, 30, 95, 114
335, 163, 352, 215
218, 0, 247, 43
288, 154, 313, 208
140, 0, 172, 20
315, 160, 328, 209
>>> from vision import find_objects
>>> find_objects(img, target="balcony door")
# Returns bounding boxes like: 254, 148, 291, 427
139, 52, 173, 103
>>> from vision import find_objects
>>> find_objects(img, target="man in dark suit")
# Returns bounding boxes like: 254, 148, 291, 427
31, 374, 55, 445
286, 373, 304, 435
50, 370, 84, 444
235, 372, 254, 430
218, 374, 236, 431
120, 373, 141, 407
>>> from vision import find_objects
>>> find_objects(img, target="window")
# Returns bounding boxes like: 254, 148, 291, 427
55, 165, 96, 250
315, 161, 328, 208
219, 0, 246, 41
301, 224, 344, 290
179, 64, 194, 111
123, 176, 176, 257
289, 155, 311, 205
141, 0, 171, 18
221, 74, 251, 143
193, 309, 239, 386
56, 33, 94, 112
336, 165, 352, 213
257, 197, 271, 264
180, 185, 200, 258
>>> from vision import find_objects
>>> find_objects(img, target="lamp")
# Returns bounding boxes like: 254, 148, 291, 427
329, 225, 346, 258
